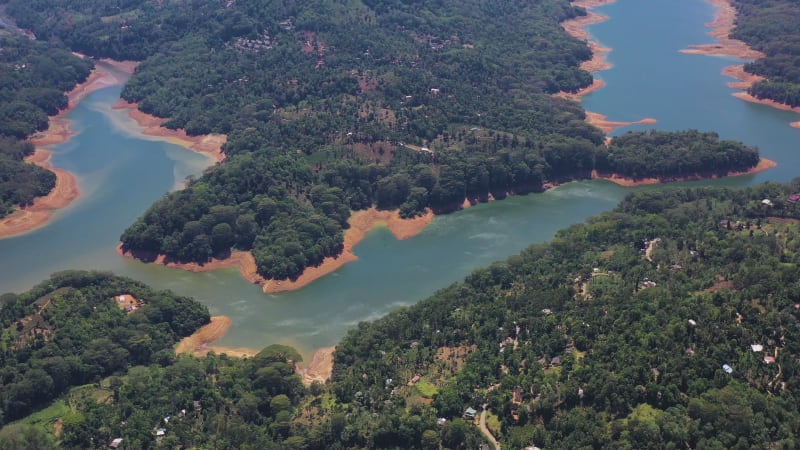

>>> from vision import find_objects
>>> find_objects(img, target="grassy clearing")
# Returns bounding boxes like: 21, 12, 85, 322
16, 400, 69, 428
414, 380, 438, 398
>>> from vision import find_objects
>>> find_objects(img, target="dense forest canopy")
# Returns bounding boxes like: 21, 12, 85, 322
0, 33, 92, 217
731, 0, 800, 107
0, 271, 209, 425
596, 130, 760, 180
6, 0, 761, 280
5, 181, 800, 449
328, 180, 800, 449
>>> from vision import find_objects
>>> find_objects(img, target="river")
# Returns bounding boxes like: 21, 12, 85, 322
0, 0, 797, 357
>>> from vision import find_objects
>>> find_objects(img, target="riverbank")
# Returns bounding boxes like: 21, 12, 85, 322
592, 157, 777, 187
0, 59, 134, 239
296, 347, 336, 386
112, 100, 227, 163
561, 0, 659, 135
558, 0, 613, 100
118, 206, 435, 294
584, 112, 658, 134
680, 0, 764, 60
683, 0, 800, 125
562, 0, 616, 74
176, 318, 335, 384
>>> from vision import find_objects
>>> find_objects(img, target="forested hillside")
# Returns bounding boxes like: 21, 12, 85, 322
0, 33, 92, 217
330, 180, 800, 449
5, 0, 761, 280
6, 182, 800, 449
0, 271, 209, 425
731, 0, 800, 107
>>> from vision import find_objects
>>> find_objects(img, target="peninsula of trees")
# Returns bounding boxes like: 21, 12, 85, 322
596, 130, 760, 180
5, 181, 800, 448
0, 271, 209, 426
0, 34, 92, 218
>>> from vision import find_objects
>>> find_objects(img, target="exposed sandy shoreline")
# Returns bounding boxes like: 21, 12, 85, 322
560, 0, 658, 135
680, 0, 764, 60
176, 318, 335, 383
118, 207, 435, 294
684, 0, 800, 125
175, 315, 259, 358
584, 112, 658, 134
296, 346, 335, 386
591, 157, 776, 187
562, 0, 616, 74
1, 55, 227, 238
112, 100, 227, 163
0, 59, 134, 239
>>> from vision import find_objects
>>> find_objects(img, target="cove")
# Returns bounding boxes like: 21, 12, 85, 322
0, 0, 798, 358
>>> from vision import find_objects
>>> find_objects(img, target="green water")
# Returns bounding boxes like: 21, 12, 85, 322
0, 0, 797, 357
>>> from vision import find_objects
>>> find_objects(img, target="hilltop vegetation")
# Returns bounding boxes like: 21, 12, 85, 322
0, 34, 92, 217
6, 182, 800, 449
0, 271, 209, 425
731, 0, 800, 107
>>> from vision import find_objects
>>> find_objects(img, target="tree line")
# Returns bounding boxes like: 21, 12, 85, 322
0, 35, 92, 217
732, 0, 800, 107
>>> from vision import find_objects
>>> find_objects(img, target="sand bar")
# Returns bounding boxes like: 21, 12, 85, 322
0, 59, 135, 239
585, 112, 658, 134
592, 157, 776, 187
175, 315, 259, 358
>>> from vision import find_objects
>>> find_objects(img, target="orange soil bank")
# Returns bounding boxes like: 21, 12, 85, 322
559, 0, 657, 135
683, 0, 800, 125
175, 315, 259, 358
112, 99, 226, 163
0, 60, 135, 238
177, 318, 333, 383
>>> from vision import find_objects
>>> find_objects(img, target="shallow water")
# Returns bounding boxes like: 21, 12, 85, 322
0, 0, 797, 357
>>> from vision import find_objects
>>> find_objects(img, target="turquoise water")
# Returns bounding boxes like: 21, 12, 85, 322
0, 0, 797, 357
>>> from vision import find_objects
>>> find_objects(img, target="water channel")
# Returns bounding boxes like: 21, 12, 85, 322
0, 0, 797, 357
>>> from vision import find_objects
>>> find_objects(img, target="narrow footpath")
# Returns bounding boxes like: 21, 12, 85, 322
479, 405, 501, 450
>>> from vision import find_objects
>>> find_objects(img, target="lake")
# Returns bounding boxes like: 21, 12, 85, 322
0, 0, 797, 357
